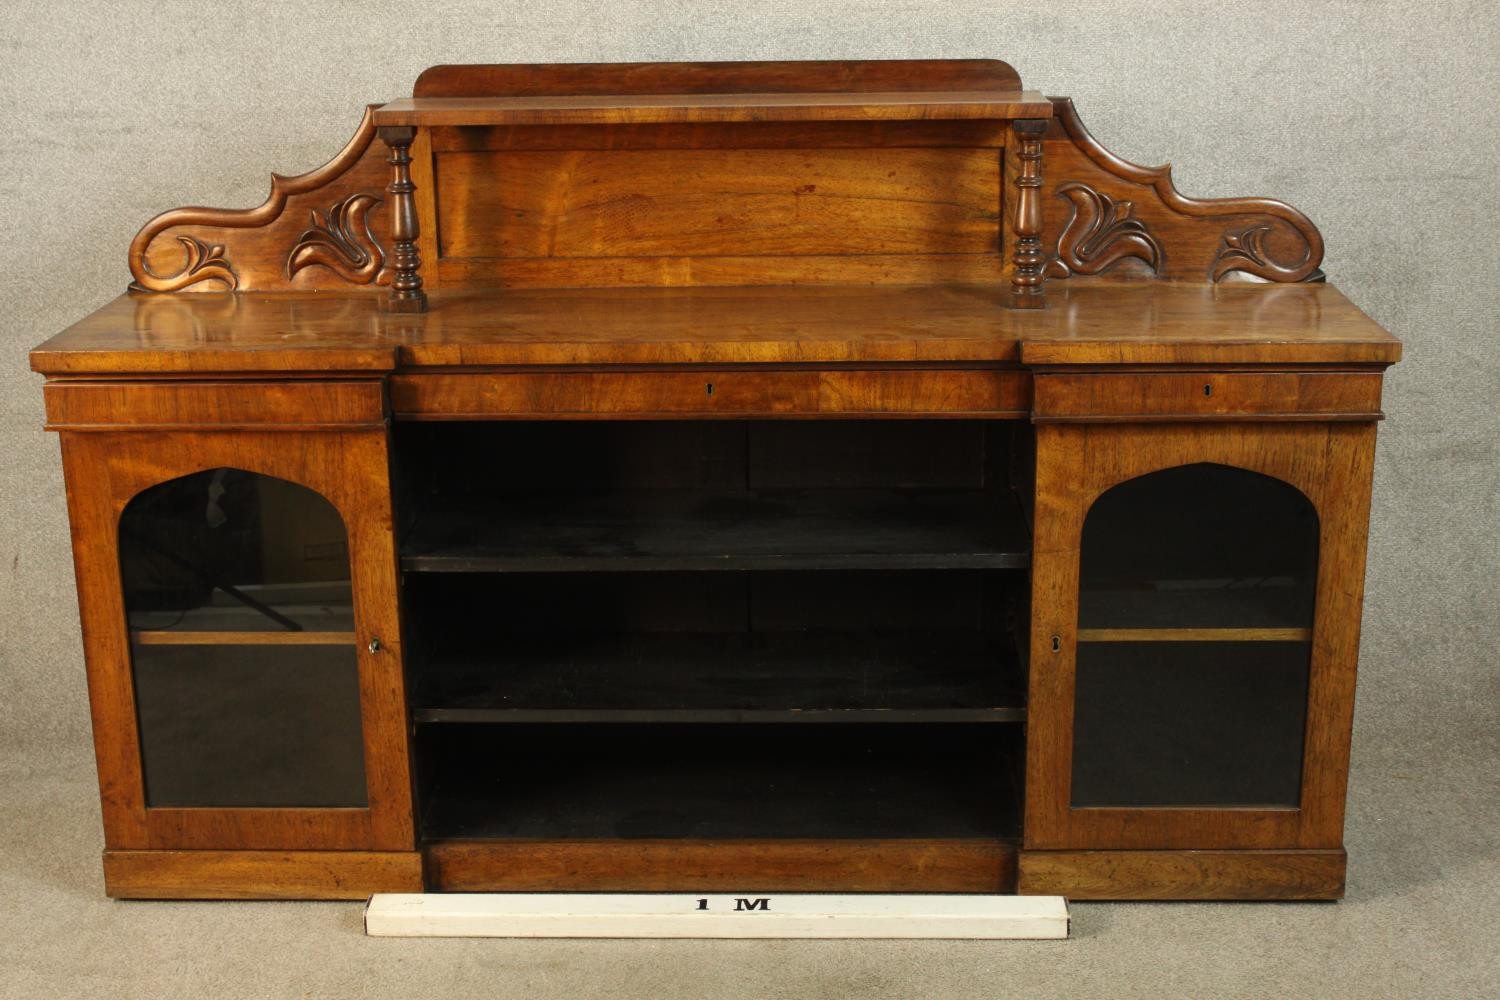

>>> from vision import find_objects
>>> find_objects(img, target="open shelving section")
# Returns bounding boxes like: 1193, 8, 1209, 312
400, 488, 1029, 574
393, 419, 1032, 852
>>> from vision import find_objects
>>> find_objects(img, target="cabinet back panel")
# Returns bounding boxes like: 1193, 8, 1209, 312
396, 420, 1001, 497
428, 122, 1002, 287
404, 570, 1002, 635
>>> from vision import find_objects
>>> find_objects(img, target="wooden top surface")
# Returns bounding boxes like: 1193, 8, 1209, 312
372, 90, 1054, 127
30, 281, 1400, 376
412, 60, 1026, 98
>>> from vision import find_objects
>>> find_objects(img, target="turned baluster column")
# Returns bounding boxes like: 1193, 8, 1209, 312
378, 125, 426, 313
1009, 119, 1048, 309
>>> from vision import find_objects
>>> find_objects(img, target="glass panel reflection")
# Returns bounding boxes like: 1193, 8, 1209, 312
1078, 463, 1318, 630
1071, 463, 1317, 808
132, 644, 366, 807
120, 469, 366, 808
1072, 641, 1308, 806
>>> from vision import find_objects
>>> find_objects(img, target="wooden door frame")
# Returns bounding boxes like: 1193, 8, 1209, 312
59, 429, 414, 851
1024, 421, 1376, 850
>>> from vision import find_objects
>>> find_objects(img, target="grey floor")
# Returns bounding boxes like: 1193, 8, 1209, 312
2, 672, 1495, 1000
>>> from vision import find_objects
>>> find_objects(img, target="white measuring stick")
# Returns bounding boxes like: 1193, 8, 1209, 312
365, 893, 1069, 939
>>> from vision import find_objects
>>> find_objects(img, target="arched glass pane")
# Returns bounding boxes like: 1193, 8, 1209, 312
1071, 463, 1317, 808
120, 469, 366, 808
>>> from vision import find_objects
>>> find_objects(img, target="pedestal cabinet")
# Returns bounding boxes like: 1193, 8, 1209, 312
31, 59, 1399, 901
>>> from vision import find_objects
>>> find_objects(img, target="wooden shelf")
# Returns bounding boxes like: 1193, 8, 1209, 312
126, 593, 354, 632
1077, 627, 1310, 643
401, 489, 1029, 573
411, 629, 1024, 724
132, 630, 355, 646
372, 90, 1052, 128
418, 723, 1020, 840
127, 599, 356, 645
1080, 629, 1314, 644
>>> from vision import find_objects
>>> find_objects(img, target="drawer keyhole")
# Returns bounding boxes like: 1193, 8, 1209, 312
706, 383, 714, 397
1203, 383, 1214, 397
1051, 634, 1062, 653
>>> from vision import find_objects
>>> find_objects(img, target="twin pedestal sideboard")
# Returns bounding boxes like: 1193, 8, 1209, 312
30, 60, 1400, 901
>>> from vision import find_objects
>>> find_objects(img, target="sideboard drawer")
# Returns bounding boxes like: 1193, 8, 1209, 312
391, 369, 1030, 419
1031, 371, 1384, 423
44, 379, 388, 430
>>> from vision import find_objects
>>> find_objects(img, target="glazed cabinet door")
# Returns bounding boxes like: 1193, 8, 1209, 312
59, 429, 413, 851
1025, 422, 1376, 850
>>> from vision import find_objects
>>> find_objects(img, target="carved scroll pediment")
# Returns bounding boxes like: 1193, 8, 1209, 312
1041, 98, 1324, 284
128, 106, 392, 293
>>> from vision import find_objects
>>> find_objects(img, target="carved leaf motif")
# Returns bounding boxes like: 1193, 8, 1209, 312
129, 235, 237, 292
1045, 182, 1163, 279
128, 105, 386, 292
285, 192, 389, 285
1212, 224, 1324, 283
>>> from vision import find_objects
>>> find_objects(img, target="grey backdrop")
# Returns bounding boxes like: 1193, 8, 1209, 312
2, 2, 1497, 998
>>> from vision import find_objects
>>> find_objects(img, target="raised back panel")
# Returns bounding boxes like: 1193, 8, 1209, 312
427, 122, 1005, 288
413, 61, 1016, 290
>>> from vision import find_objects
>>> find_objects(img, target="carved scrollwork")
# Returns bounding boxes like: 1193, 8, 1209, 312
1212, 224, 1325, 283
127, 105, 387, 293
128, 235, 236, 292
286, 192, 389, 284
1044, 97, 1325, 284
1045, 182, 1162, 278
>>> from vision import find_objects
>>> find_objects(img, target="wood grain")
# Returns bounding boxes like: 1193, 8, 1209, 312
425, 839, 1016, 893
1032, 371, 1385, 422
103, 849, 423, 900
1025, 422, 1378, 851
373, 91, 1053, 127
31, 282, 1400, 376
390, 369, 1029, 419
44, 379, 387, 430
434, 147, 1000, 260
1017, 848, 1346, 900
59, 430, 413, 852
1018, 282, 1401, 366
435, 254, 1008, 289
428, 120, 1010, 152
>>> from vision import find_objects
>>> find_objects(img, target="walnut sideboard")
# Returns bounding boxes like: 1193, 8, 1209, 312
30, 60, 1400, 901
